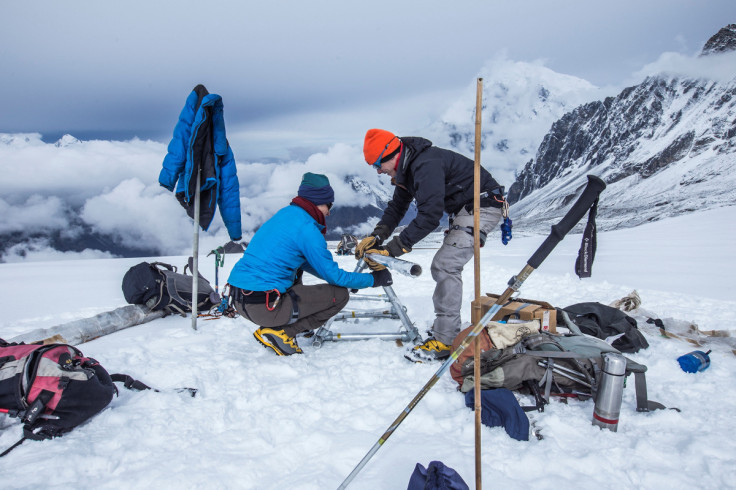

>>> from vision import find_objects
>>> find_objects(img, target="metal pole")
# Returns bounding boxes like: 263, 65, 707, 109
364, 253, 422, 277
191, 168, 201, 330
472, 77, 483, 489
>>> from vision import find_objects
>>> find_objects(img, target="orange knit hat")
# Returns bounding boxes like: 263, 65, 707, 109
363, 129, 401, 165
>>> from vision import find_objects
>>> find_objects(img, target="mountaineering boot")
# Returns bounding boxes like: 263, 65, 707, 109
405, 337, 451, 363
253, 327, 303, 356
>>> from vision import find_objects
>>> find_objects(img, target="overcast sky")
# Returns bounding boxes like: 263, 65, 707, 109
1, 1, 734, 160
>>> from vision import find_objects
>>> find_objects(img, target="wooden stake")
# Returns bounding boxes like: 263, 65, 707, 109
472, 77, 483, 489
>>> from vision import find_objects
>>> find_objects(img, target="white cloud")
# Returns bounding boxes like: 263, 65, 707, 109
1, 238, 115, 263
0, 195, 72, 234
1, 133, 391, 258
632, 51, 736, 84
0, 134, 166, 206
234, 143, 383, 231
80, 178, 195, 253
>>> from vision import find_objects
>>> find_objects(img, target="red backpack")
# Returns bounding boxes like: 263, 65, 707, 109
0, 339, 178, 456
0, 340, 116, 449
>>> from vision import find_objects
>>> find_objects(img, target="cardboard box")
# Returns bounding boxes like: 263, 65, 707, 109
473, 293, 557, 333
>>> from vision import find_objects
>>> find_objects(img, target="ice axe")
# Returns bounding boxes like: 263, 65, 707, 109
337, 174, 607, 489
205, 240, 247, 313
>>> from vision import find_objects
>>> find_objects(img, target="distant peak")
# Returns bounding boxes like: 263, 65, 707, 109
54, 134, 81, 147
700, 24, 736, 56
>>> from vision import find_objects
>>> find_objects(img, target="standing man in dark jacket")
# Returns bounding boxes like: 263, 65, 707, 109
356, 129, 506, 362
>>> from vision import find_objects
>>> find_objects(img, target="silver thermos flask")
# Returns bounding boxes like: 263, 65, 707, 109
592, 352, 627, 432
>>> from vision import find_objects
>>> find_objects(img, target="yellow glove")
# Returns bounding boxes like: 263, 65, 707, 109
355, 235, 380, 260
363, 247, 389, 271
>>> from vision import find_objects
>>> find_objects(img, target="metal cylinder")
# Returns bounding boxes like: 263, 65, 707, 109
365, 253, 422, 277
592, 352, 627, 432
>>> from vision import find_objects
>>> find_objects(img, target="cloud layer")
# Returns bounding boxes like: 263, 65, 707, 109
0, 133, 385, 261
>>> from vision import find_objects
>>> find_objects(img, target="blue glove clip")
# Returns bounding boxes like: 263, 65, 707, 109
677, 349, 711, 373
501, 217, 513, 245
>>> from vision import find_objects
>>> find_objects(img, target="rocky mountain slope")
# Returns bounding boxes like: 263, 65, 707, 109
508, 24, 736, 233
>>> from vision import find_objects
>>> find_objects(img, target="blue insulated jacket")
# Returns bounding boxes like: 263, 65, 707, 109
159, 85, 242, 240
228, 204, 374, 292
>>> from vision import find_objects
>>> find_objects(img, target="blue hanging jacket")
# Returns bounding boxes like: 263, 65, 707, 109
159, 84, 242, 240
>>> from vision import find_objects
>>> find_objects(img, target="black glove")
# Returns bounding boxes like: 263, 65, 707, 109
372, 224, 392, 242
384, 236, 411, 258
371, 268, 393, 288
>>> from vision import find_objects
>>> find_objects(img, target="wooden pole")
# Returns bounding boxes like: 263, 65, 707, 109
472, 77, 483, 489
191, 168, 201, 331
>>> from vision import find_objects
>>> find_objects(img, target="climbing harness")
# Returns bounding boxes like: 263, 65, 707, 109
228, 286, 300, 325
448, 223, 488, 247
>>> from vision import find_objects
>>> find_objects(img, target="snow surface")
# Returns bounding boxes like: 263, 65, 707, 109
2, 207, 736, 489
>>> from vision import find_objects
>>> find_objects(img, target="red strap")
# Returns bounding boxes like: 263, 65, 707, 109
593, 412, 619, 425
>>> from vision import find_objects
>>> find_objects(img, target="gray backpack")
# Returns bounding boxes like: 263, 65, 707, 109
459, 323, 665, 413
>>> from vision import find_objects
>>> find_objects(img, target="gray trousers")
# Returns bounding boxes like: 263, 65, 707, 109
430, 207, 503, 345
233, 284, 350, 338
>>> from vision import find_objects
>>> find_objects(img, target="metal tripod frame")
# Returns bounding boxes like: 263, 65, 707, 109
311, 261, 421, 347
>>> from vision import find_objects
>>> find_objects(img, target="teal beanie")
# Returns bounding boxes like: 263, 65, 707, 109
298, 172, 335, 205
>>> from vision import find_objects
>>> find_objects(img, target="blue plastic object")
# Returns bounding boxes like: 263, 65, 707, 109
677, 350, 712, 373
501, 217, 513, 245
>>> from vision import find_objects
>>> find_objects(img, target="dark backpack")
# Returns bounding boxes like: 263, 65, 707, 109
558, 302, 649, 353
121, 261, 218, 315
0, 340, 116, 445
0, 339, 188, 457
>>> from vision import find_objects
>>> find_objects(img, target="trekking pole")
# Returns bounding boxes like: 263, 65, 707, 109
336, 174, 606, 489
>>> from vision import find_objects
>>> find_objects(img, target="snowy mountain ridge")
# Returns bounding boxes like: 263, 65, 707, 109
508, 24, 736, 232
422, 56, 604, 188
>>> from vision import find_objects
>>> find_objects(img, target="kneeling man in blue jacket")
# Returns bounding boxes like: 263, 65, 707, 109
227, 173, 393, 356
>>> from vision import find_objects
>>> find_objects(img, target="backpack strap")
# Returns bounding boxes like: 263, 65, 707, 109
0, 437, 27, 458
575, 197, 599, 278
111, 374, 153, 391
21, 389, 55, 426
632, 370, 670, 412
520, 380, 548, 412
151, 262, 176, 273
285, 289, 300, 325
110, 374, 198, 397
